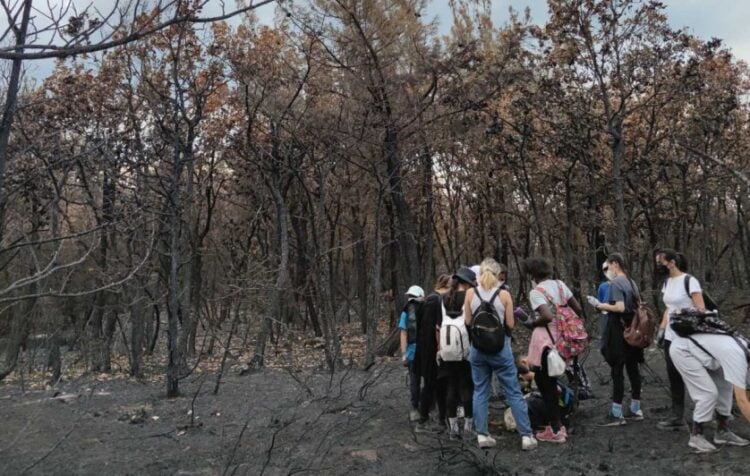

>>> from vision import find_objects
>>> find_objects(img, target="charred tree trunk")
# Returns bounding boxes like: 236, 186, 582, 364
365, 195, 383, 369
0, 0, 31, 239
250, 124, 289, 369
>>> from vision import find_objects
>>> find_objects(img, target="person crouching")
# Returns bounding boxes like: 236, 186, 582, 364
669, 330, 750, 452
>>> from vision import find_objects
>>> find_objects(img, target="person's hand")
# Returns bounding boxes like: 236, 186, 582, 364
657, 328, 665, 348
402, 353, 409, 366
586, 296, 601, 308
435, 352, 442, 366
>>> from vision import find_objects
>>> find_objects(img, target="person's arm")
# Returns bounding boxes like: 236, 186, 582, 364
500, 290, 514, 329
733, 385, 750, 423
597, 301, 625, 313
398, 312, 408, 357
532, 301, 555, 327
464, 288, 474, 326
660, 308, 669, 329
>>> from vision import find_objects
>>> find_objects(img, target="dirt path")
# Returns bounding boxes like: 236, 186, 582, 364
1, 346, 749, 475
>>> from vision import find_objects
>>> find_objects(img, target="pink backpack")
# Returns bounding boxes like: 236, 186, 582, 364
535, 281, 588, 360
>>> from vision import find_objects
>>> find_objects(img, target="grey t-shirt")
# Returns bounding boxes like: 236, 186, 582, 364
609, 275, 638, 315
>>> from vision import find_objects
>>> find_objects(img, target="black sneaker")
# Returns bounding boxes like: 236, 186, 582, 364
625, 409, 644, 421
415, 420, 444, 434
656, 415, 684, 431
597, 413, 626, 427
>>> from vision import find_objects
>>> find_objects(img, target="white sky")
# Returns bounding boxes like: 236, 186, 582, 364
8, 0, 750, 79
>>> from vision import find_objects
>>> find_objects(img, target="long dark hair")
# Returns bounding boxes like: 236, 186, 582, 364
443, 277, 463, 312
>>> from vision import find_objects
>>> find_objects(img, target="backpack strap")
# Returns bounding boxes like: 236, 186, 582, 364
683, 274, 693, 298
545, 324, 556, 344
687, 336, 716, 360
555, 280, 569, 306
534, 285, 556, 306
626, 277, 642, 308
473, 286, 501, 306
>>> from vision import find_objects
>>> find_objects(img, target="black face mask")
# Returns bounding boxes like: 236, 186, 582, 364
655, 264, 669, 278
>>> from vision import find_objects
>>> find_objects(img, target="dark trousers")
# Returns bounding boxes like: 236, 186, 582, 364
442, 372, 474, 419
611, 353, 641, 404
664, 340, 685, 414
408, 360, 420, 409
534, 348, 562, 432
419, 373, 446, 422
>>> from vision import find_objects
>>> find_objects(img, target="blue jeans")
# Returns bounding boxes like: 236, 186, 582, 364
469, 338, 532, 437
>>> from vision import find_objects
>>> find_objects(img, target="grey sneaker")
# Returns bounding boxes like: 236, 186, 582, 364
463, 417, 475, 438
688, 434, 718, 453
657, 415, 684, 431
448, 417, 461, 440
714, 430, 750, 447
597, 413, 626, 427
409, 409, 420, 422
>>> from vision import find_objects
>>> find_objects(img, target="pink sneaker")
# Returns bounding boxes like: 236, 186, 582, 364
535, 426, 566, 443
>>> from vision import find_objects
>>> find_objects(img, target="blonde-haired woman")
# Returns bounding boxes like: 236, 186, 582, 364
464, 258, 537, 451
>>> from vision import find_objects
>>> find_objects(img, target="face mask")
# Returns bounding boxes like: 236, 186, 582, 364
655, 264, 669, 278
605, 270, 616, 281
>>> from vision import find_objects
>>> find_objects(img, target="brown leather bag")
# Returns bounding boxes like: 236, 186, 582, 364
622, 278, 657, 348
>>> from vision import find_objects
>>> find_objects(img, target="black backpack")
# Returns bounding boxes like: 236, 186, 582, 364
683, 274, 718, 311
670, 309, 750, 363
470, 287, 505, 354
405, 301, 418, 344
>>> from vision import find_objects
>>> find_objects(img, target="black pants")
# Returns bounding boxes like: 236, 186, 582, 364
534, 348, 562, 432
419, 372, 446, 422
664, 340, 685, 413
611, 352, 641, 404
408, 360, 420, 410
441, 371, 474, 419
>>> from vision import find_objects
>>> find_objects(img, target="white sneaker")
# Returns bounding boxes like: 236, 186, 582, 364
522, 435, 538, 450
409, 409, 420, 422
688, 434, 718, 453
477, 434, 496, 448
714, 430, 750, 447
457, 405, 465, 418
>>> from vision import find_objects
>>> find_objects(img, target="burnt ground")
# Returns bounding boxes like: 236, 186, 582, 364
1, 342, 749, 476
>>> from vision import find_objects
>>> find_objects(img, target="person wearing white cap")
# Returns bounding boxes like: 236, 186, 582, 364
400, 285, 425, 421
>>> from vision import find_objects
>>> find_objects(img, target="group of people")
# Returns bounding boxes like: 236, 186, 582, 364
399, 251, 750, 453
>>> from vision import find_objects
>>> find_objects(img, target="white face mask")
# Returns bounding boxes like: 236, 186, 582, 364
605, 269, 616, 281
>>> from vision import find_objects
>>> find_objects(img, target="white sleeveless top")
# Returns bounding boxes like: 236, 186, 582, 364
470, 286, 505, 325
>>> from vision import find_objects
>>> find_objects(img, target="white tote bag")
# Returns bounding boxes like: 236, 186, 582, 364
546, 348, 566, 377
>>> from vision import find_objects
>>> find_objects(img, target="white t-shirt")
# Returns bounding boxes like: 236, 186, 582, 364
529, 280, 573, 314
662, 274, 702, 342
670, 334, 749, 389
